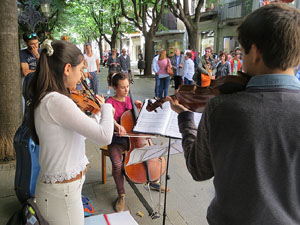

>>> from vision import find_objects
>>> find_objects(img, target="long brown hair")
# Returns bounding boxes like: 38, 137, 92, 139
28, 40, 83, 144
159, 50, 167, 60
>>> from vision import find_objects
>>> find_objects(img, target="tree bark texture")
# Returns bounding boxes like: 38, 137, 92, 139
143, 33, 155, 76
0, 0, 22, 161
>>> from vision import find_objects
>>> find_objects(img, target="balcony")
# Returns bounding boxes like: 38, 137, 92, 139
219, 0, 253, 21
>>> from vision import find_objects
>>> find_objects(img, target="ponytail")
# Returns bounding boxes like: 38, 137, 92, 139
28, 40, 83, 144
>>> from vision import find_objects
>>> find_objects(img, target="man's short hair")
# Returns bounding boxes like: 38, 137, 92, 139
205, 47, 212, 52
186, 52, 192, 58
23, 32, 38, 42
237, 3, 300, 70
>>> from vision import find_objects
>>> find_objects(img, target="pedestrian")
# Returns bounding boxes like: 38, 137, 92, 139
20, 32, 41, 114
137, 49, 144, 75
198, 47, 217, 87
182, 52, 194, 85
230, 48, 242, 75
152, 50, 161, 98
215, 52, 231, 78
84, 43, 100, 94
170, 48, 184, 93
119, 48, 131, 81
168, 3, 300, 224
61, 34, 70, 42
107, 48, 120, 95
27, 39, 114, 225
20, 32, 40, 77
157, 50, 172, 98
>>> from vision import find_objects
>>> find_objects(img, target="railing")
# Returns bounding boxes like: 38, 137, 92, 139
219, 0, 253, 21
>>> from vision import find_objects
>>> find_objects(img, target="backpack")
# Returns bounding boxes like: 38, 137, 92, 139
82, 195, 95, 217
6, 198, 49, 225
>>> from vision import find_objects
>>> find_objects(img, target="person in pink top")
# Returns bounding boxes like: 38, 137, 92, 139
106, 72, 170, 212
157, 50, 171, 98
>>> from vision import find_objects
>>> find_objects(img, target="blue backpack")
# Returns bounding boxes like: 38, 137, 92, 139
82, 195, 95, 217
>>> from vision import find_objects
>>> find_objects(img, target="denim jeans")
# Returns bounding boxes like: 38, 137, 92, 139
158, 76, 170, 98
155, 74, 160, 97
184, 77, 194, 85
90, 71, 99, 95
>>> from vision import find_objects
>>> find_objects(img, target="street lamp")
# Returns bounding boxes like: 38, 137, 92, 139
17, 1, 46, 32
40, 0, 51, 18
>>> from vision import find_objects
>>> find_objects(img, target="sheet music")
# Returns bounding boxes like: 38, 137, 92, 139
126, 139, 183, 166
84, 211, 138, 225
165, 111, 182, 139
133, 99, 202, 139
133, 99, 171, 136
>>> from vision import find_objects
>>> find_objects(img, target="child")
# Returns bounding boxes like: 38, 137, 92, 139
28, 39, 114, 225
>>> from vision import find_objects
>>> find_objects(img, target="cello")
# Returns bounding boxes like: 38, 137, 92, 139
120, 90, 167, 184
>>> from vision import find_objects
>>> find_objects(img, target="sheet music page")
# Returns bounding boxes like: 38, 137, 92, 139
164, 111, 182, 139
133, 99, 171, 136
165, 110, 203, 139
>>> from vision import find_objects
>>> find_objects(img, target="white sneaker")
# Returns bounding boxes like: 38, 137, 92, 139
107, 89, 111, 95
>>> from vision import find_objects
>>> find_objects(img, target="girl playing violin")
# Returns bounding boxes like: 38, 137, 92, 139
27, 39, 114, 225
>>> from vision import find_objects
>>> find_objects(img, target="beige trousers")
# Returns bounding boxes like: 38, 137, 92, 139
35, 175, 85, 225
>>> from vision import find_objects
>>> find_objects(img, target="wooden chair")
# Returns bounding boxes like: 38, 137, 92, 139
99, 145, 109, 184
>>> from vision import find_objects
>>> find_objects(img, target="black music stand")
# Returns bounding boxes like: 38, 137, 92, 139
162, 137, 172, 225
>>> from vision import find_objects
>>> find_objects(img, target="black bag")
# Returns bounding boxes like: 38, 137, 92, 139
137, 60, 145, 70
6, 198, 49, 225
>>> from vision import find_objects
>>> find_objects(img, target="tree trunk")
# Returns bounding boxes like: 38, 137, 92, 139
186, 23, 199, 51
0, 0, 22, 161
111, 32, 117, 49
143, 33, 155, 76
98, 38, 103, 64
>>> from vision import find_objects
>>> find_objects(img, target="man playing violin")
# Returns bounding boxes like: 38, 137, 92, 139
168, 3, 300, 225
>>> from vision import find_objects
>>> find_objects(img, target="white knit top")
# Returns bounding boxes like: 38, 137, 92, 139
34, 92, 114, 183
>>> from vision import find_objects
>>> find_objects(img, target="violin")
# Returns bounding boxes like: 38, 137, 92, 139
146, 73, 251, 113
70, 90, 100, 115
70, 78, 101, 115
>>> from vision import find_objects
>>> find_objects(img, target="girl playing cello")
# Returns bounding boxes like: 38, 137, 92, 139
106, 72, 168, 212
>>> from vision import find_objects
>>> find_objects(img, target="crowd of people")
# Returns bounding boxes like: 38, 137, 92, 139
17, 3, 300, 225
152, 45, 247, 98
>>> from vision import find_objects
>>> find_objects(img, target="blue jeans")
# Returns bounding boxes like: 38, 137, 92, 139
184, 77, 193, 85
158, 76, 170, 99
90, 71, 99, 95
155, 74, 160, 97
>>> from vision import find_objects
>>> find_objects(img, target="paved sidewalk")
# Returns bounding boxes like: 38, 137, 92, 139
0, 66, 215, 225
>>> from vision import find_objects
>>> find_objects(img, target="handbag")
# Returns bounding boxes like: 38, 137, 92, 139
167, 59, 174, 76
